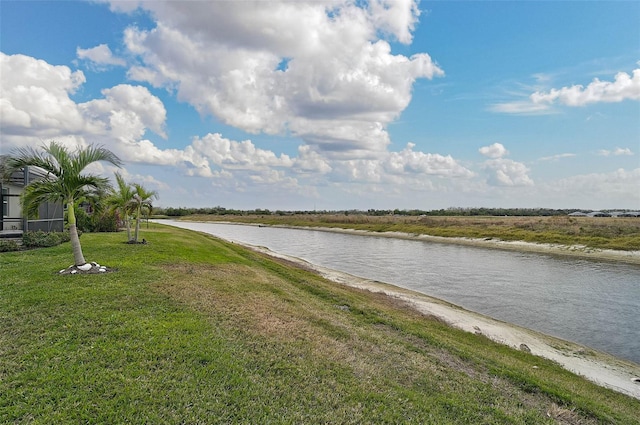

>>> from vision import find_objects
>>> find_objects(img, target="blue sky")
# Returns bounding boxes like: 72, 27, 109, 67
1, 0, 639, 210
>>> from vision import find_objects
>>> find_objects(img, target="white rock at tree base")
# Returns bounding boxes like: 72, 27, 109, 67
71, 270, 77, 274
77, 263, 92, 271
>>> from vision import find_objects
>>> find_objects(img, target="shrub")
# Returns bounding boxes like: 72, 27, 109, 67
0, 240, 20, 252
92, 211, 118, 232
22, 230, 69, 248
74, 208, 94, 233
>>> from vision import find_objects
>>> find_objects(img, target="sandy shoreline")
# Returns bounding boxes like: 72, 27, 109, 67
172, 220, 640, 398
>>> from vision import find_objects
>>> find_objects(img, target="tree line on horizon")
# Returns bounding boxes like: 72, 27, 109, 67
154, 206, 634, 218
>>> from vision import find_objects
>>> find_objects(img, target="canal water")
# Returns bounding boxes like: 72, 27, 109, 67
162, 220, 640, 364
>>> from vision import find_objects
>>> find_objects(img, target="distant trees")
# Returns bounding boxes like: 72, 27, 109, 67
154, 207, 589, 218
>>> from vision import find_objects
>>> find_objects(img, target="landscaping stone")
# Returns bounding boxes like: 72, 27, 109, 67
58, 262, 115, 275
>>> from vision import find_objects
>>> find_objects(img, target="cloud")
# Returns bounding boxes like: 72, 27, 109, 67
488, 101, 553, 115
293, 145, 333, 174
80, 84, 167, 140
0, 52, 468, 193
478, 143, 532, 187
76, 44, 126, 67
0, 52, 185, 172
191, 133, 293, 170
542, 168, 640, 206
116, 0, 443, 157
530, 69, 640, 106
492, 68, 640, 114
539, 153, 576, 162
0, 52, 86, 138
483, 158, 534, 187
479, 142, 508, 159
369, 0, 421, 44
385, 143, 474, 178
113, 167, 170, 191
597, 147, 634, 157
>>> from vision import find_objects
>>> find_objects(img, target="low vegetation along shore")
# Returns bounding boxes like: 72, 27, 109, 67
2, 224, 639, 423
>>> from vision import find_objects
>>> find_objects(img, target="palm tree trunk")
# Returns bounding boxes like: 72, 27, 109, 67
125, 215, 132, 241
134, 205, 141, 242
67, 202, 86, 266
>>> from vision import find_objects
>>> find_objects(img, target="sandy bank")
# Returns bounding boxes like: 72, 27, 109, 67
242, 242, 640, 400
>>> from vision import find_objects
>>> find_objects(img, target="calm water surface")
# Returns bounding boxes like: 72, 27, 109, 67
163, 220, 640, 364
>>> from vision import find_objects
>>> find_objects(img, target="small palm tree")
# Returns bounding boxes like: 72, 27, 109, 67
130, 183, 158, 243
4, 142, 122, 266
106, 173, 136, 241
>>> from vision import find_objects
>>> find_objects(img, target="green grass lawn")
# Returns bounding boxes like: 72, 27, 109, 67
1, 224, 639, 424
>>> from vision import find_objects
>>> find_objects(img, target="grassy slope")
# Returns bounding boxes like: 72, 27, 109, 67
181, 214, 640, 251
1, 224, 639, 424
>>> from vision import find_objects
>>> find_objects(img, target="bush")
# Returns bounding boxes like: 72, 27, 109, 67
71, 208, 118, 233
74, 208, 93, 233
92, 212, 118, 232
0, 240, 20, 252
22, 230, 69, 248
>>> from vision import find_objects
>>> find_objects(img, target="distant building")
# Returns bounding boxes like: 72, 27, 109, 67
588, 211, 611, 217
568, 212, 588, 217
617, 211, 640, 217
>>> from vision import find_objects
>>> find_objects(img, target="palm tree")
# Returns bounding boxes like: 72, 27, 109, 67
130, 183, 158, 243
106, 173, 135, 241
4, 142, 122, 266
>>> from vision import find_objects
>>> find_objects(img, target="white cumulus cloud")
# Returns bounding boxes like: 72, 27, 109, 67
80, 84, 167, 140
116, 0, 443, 157
479, 143, 533, 187
77, 44, 126, 67
483, 158, 534, 187
597, 147, 634, 157
385, 143, 474, 178
492, 68, 640, 114
479, 142, 508, 159
531, 69, 640, 106
191, 133, 293, 170
0, 52, 86, 139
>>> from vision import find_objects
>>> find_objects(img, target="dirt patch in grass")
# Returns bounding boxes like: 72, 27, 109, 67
155, 263, 329, 342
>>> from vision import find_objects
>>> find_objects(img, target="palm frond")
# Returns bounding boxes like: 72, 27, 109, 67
74, 144, 123, 173
106, 173, 136, 214
4, 145, 61, 178
21, 179, 65, 218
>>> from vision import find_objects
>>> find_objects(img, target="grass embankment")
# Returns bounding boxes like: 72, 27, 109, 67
183, 214, 640, 251
1, 224, 639, 424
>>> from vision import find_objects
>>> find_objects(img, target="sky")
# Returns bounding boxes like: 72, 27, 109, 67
1, 0, 639, 211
